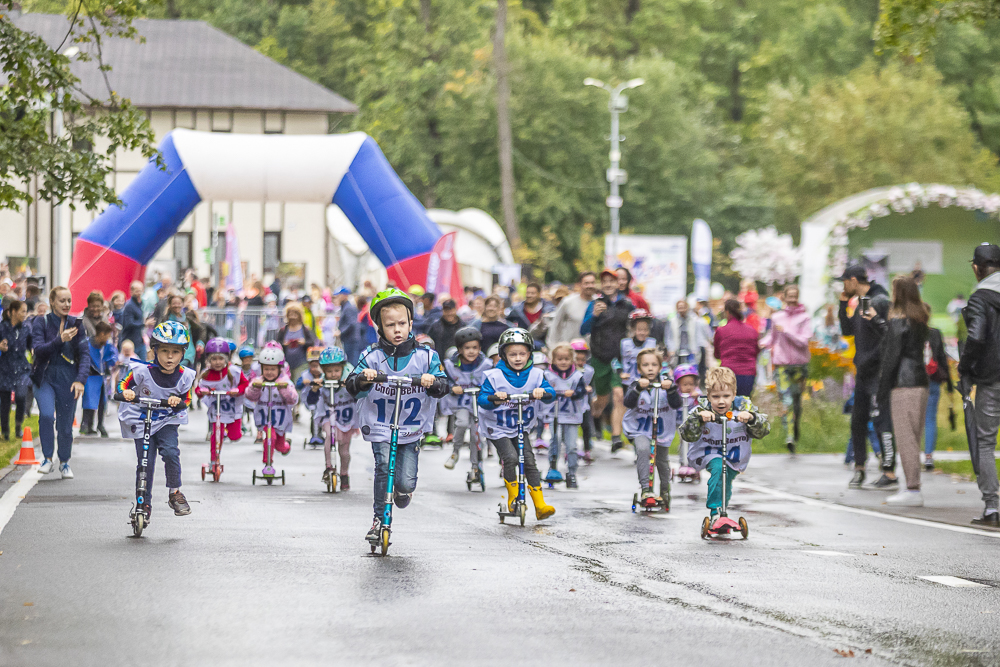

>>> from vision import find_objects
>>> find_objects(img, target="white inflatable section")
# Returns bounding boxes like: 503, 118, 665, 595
171, 128, 369, 203
428, 208, 515, 265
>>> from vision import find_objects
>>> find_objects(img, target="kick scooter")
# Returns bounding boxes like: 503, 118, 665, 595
252, 382, 286, 486
367, 374, 422, 556
493, 393, 532, 527
675, 392, 701, 484
322, 378, 343, 494
701, 411, 748, 540
202, 390, 231, 483
462, 387, 486, 492
632, 382, 670, 513
114, 393, 173, 537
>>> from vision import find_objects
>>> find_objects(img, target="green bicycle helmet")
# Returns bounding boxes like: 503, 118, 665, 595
369, 288, 414, 335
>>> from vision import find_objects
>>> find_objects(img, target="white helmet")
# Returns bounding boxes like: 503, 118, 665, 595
258, 346, 285, 366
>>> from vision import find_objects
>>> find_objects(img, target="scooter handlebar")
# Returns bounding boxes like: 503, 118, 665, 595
488, 393, 532, 404
462, 387, 481, 395
113, 393, 174, 408
371, 373, 421, 386
204, 390, 231, 396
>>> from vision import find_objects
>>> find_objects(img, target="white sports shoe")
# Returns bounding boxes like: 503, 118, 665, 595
38, 459, 54, 474
60, 463, 74, 479
886, 490, 923, 507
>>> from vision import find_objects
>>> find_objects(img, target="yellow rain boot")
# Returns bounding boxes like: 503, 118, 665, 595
505, 479, 520, 511
528, 485, 556, 520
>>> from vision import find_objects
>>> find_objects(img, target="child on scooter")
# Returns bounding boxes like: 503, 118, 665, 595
345, 289, 451, 543
442, 327, 493, 480
623, 348, 682, 507
544, 343, 589, 489
245, 345, 298, 455
117, 322, 197, 519
478, 328, 557, 519
672, 364, 701, 482
305, 346, 358, 490
298, 347, 326, 447
571, 339, 596, 462
679, 367, 769, 521
532, 351, 551, 450
237, 345, 256, 433
618, 309, 657, 385
195, 337, 248, 463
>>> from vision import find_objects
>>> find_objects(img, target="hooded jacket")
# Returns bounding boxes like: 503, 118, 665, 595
581, 292, 635, 363
959, 271, 1000, 385
344, 334, 450, 399
761, 303, 812, 367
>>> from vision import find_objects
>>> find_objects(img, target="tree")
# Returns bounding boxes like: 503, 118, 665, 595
1, 2, 159, 212
755, 61, 1000, 233
876, 0, 1000, 57
494, 0, 519, 247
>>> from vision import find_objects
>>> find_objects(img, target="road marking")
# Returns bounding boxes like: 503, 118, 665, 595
0, 467, 41, 540
736, 480, 1000, 540
919, 576, 989, 588
803, 550, 854, 557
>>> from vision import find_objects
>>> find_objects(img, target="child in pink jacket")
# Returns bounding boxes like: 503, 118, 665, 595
760, 286, 813, 452
245, 344, 299, 455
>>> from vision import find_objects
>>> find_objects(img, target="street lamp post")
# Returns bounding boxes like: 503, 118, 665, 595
584, 77, 644, 260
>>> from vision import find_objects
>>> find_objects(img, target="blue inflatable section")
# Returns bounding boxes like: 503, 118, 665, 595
333, 136, 440, 268
78, 134, 202, 264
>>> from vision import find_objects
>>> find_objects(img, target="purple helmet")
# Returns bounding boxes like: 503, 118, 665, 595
673, 364, 699, 382
205, 337, 231, 357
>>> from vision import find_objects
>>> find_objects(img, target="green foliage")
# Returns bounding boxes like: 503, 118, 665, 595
1, 1, 160, 212
754, 62, 1000, 234
875, 0, 1000, 58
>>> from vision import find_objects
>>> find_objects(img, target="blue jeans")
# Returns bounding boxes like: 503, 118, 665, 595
371, 440, 420, 518
135, 425, 182, 498
33, 365, 78, 462
924, 382, 941, 455
706, 457, 739, 511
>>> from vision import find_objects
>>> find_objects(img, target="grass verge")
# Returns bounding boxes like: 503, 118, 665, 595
0, 413, 41, 465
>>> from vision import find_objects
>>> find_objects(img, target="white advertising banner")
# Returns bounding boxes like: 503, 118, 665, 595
605, 234, 687, 316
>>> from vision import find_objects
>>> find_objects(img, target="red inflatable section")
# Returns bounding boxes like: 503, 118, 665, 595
68, 239, 146, 307
385, 246, 464, 306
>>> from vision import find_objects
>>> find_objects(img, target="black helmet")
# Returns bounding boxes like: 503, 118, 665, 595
454, 326, 482, 348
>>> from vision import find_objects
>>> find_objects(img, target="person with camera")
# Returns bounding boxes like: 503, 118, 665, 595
838, 265, 894, 489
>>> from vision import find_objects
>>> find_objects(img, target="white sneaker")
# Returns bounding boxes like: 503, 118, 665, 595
60, 463, 74, 479
38, 459, 54, 474
444, 452, 459, 470
886, 490, 923, 507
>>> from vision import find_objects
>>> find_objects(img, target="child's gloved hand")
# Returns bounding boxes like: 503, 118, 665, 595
167, 396, 181, 408
638, 378, 650, 389
362, 368, 379, 382
531, 387, 546, 400
122, 389, 136, 401
420, 373, 435, 388
228, 389, 240, 396
563, 389, 574, 397
452, 385, 464, 395
699, 410, 715, 423
661, 378, 673, 390
495, 391, 508, 402
276, 382, 288, 388
734, 411, 754, 424
619, 373, 629, 382
252, 379, 263, 388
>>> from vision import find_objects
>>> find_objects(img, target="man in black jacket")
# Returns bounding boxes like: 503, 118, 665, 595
958, 243, 1000, 527
581, 269, 634, 451
837, 265, 895, 489
428, 299, 463, 355
120, 280, 147, 362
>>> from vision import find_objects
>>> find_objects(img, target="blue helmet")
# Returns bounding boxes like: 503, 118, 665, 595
224, 338, 237, 353
150, 321, 190, 347
237, 345, 255, 359
319, 346, 347, 366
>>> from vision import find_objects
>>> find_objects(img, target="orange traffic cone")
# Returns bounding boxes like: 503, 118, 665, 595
14, 427, 39, 465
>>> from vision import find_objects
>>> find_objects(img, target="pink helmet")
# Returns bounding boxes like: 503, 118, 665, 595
263, 340, 282, 351
570, 338, 589, 352
673, 364, 699, 382
204, 337, 230, 357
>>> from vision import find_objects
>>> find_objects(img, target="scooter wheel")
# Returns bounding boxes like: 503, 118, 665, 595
133, 514, 144, 537
201, 466, 207, 481
632, 492, 638, 513
519, 503, 526, 526
380, 528, 391, 556
466, 480, 472, 491
252, 471, 257, 485
266, 477, 273, 486
701, 516, 711, 539
479, 478, 486, 493
281, 471, 286, 486
739, 516, 749, 539
213, 468, 221, 483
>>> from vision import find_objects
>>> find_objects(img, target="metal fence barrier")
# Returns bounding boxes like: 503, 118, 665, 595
199, 308, 287, 348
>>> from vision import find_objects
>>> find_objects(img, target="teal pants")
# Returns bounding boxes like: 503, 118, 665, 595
706, 457, 739, 511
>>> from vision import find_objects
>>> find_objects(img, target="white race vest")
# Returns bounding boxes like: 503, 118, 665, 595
252, 385, 295, 434
622, 387, 679, 446
441, 355, 492, 415
354, 346, 440, 444
482, 366, 546, 440
117, 362, 196, 439
544, 368, 587, 425
620, 337, 657, 385
687, 420, 753, 473
198, 367, 245, 424
312, 384, 359, 433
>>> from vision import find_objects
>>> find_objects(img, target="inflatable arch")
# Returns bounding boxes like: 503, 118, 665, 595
68, 129, 458, 308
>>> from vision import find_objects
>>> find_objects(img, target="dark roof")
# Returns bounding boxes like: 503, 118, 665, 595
12, 13, 357, 114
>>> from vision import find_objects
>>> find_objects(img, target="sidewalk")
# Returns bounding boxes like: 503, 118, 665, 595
742, 453, 1000, 531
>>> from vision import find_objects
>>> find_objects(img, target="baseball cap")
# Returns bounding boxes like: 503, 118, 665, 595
600, 268, 617, 280
972, 243, 1000, 266
835, 265, 868, 282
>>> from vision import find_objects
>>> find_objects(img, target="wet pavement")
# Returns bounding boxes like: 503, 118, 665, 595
1, 408, 998, 666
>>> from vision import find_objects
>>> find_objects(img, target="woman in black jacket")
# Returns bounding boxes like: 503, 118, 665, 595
0, 298, 32, 440
875, 275, 930, 506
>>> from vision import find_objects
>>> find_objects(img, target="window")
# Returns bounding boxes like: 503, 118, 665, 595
211, 110, 233, 133
263, 232, 281, 272
173, 232, 193, 270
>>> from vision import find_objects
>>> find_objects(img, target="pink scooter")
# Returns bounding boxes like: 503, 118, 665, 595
701, 411, 748, 540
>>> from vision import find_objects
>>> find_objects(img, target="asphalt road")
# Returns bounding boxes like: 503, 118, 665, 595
1, 408, 998, 667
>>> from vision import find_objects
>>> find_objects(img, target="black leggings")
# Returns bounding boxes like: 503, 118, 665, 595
490, 436, 541, 487
1, 390, 27, 435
